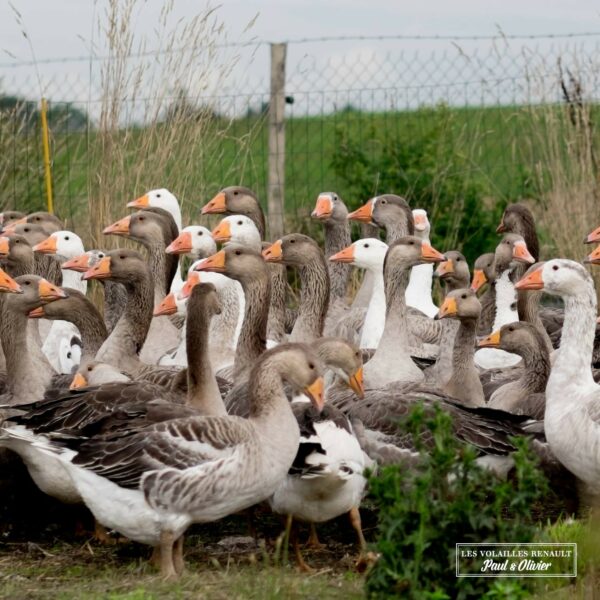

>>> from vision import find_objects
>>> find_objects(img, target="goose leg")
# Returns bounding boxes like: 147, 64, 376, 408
348, 506, 367, 551
173, 535, 185, 575
150, 546, 162, 570
290, 519, 314, 573
305, 523, 325, 549
94, 521, 116, 545
159, 530, 178, 580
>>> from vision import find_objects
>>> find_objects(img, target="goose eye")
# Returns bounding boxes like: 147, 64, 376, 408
308, 363, 315, 370
156, 193, 161, 198
409, 241, 414, 245
381, 199, 387, 204
139, 216, 145, 221
65, 236, 70, 241
364, 243, 369, 248
456, 257, 461, 262
233, 190, 239, 195
290, 239, 295, 244
119, 255, 125, 260
552, 265, 559, 271
508, 326, 514, 331
15, 239, 19, 244
237, 221, 242, 225
24, 280, 30, 285
87, 366, 92, 371
461, 294, 466, 299
235, 250, 241, 255
197, 231, 203, 236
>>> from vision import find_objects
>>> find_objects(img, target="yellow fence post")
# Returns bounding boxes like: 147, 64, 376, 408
40, 97, 54, 214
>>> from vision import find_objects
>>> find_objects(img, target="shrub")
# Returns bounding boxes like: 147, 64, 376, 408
365, 404, 548, 599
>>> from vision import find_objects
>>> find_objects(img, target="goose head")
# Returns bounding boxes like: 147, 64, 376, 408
435, 288, 481, 321
471, 252, 495, 292
211, 215, 262, 248
202, 186, 259, 217
33, 230, 85, 260
496, 204, 539, 261
348, 194, 414, 233
385, 236, 445, 272
8, 212, 63, 235
195, 245, 267, 285
127, 188, 181, 230
153, 291, 186, 317
252, 343, 325, 412
412, 208, 431, 239
82, 248, 149, 284
0, 234, 33, 266
314, 337, 364, 398
516, 259, 593, 298
435, 250, 470, 290
478, 321, 546, 353
62, 249, 106, 273
329, 238, 388, 272
311, 192, 348, 222
4, 275, 66, 313
1, 223, 51, 245
494, 233, 535, 274
103, 210, 169, 246
0, 267, 23, 294
262, 233, 321, 267
0, 211, 25, 228
70, 360, 131, 389
166, 225, 216, 258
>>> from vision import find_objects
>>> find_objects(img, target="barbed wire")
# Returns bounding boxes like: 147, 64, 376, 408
1, 31, 600, 69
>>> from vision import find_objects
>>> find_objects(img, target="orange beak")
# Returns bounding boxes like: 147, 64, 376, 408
512, 241, 535, 264
435, 259, 454, 278
211, 219, 232, 243
347, 201, 373, 223
478, 329, 501, 348
348, 366, 364, 398
515, 265, 544, 290
194, 250, 226, 273
38, 279, 67, 302
496, 220, 507, 234
262, 240, 283, 262
83, 256, 112, 281
166, 231, 193, 255
305, 376, 325, 412
585, 226, 600, 244
127, 194, 149, 209
10, 216, 27, 226
201, 192, 227, 215
421, 243, 446, 263
311, 195, 333, 220
154, 293, 178, 316
435, 296, 458, 319
413, 213, 428, 231
103, 215, 131, 236
0, 268, 22, 294
329, 245, 355, 263
70, 372, 87, 390
470, 269, 488, 292
32, 235, 58, 254
179, 272, 201, 299
0, 236, 10, 257
585, 246, 600, 264
28, 306, 45, 319
62, 254, 91, 272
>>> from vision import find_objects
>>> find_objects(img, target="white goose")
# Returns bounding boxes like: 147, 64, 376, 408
405, 209, 439, 318
33, 231, 86, 373
329, 238, 388, 349
516, 259, 600, 504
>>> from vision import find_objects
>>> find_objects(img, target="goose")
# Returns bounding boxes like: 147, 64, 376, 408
194, 245, 270, 380
128, 189, 183, 231
201, 186, 266, 238
434, 289, 485, 407
478, 322, 548, 418
37, 344, 324, 578
474, 234, 535, 369
329, 238, 388, 349
471, 252, 496, 336
347, 194, 414, 243
360, 237, 445, 387
0, 233, 62, 285
8, 211, 63, 235
0, 275, 70, 407
405, 209, 438, 318
103, 210, 181, 364
263, 234, 329, 344
212, 214, 289, 346
515, 259, 600, 505
33, 231, 86, 373
0, 210, 25, 227
310, 192, 352, 304
61, 250, 126, 334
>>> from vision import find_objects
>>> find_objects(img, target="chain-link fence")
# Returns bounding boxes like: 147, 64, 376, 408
1, 33, 599, 255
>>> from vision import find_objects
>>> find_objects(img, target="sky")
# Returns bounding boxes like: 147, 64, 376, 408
0, 1, 599, 117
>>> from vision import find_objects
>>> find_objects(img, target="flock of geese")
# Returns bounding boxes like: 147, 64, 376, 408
0, 188, 599, 579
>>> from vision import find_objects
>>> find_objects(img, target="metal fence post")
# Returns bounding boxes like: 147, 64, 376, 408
267, 42, 286, 240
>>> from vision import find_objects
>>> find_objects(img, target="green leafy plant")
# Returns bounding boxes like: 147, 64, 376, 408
366, 404, 548, 599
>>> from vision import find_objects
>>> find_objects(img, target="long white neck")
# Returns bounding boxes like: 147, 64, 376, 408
493, 270, 518, 329
360, 267, 385, 349
405, 263, 436, 317
61, 269, 87, 294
